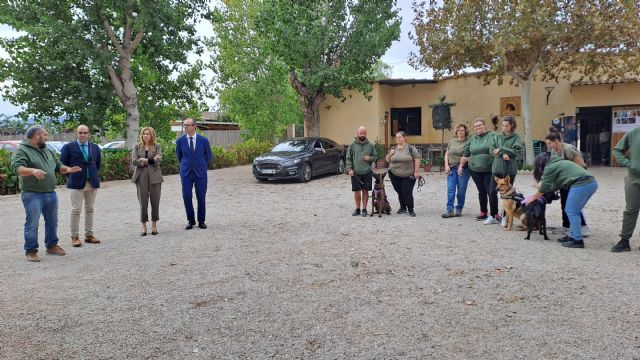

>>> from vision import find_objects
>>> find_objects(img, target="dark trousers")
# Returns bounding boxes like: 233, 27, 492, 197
470, 170, 498, 217
181, 171, 208, 224
388, 171, 416, 211
560, 187, 587, 228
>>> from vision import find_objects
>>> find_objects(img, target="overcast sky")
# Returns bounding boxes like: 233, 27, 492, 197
0, 0, 431, 116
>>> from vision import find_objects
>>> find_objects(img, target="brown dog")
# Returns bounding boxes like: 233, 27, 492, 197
495, 175, 525, 230
371, 172, 391, 217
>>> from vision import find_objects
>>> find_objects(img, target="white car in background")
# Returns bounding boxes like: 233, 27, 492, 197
101, 141, 125, 150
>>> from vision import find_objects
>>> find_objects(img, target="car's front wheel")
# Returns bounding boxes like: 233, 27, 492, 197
299, 163, 312, 183
336, 158, 345, 175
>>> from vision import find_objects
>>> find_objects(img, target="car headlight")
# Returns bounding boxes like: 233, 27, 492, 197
283, 158, 302, 166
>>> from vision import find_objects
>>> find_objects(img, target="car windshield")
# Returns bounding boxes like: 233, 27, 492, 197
49, 142, 65, 151
271, 140, 311, 152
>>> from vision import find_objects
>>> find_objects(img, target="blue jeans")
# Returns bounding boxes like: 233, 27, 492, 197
21, 191, 59, 253
566, 181, 598, 241
446, 167, 471, 213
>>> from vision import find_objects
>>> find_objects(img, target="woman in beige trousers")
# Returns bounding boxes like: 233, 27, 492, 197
131, 127, 164, 236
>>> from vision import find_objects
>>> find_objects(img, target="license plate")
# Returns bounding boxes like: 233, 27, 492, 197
262, 169, 276, 174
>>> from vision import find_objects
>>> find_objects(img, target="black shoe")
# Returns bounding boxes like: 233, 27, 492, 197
361, 209, 368, 217
557, 235, 573, 243
408, 209, 416, 217
140, 231, 147, 237
352, 209, 361, 216
185, 223, 195, 230
474, 212, 488, 221
611, 239, 631, 252
561, 239, 584, 248
397, 208, 407, 214
198, 223, 207, 229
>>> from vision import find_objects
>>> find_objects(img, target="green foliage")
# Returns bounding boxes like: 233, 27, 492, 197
227, 138, 274, 164
100, 150, 134, 181
252, 0, 401, 135
410, 1, 640, 165
0, 0, 210, 143
0, 149, 18, 195
210, 0, 302, 142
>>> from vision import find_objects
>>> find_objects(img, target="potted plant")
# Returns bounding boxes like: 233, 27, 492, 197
374, 140, 387, 168
436, 155, 445, 171
421, 158, 431, 172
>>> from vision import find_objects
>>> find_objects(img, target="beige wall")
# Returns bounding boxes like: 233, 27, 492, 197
319, 75, 640, 147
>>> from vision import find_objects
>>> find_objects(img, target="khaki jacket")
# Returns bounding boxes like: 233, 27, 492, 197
131, 143, 164, 184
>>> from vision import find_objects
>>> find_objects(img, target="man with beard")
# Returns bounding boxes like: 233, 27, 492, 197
11, 125, 82, 262
345, 126, 377, 217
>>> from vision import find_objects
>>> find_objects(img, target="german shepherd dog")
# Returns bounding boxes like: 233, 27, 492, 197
371, 172, 391, 217
522, 191, 560, 240
495, 175, 525, 230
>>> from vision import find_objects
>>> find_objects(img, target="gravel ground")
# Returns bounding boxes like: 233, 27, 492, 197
1, 165, 640, 359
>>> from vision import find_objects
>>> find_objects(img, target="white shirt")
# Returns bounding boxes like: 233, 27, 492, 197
187, 134, 196, 150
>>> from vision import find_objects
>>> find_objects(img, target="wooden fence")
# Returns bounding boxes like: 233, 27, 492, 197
199, 130, 241, 147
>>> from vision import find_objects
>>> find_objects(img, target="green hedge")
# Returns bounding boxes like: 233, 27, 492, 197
0, 140, 274, 194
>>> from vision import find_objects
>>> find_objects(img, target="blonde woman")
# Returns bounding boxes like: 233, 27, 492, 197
131, 127, 163, 236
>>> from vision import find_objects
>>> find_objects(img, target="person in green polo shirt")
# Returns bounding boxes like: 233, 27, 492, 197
529, 152, 598, 249
11, 125, 82, 262
461, 117, 497, 224
611, 126, 640, 252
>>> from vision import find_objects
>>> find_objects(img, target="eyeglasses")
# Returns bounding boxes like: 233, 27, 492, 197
184, 124, 195, 127
78, 132, 89, 134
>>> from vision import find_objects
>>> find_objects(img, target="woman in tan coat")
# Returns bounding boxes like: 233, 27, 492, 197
131, 127, 163, 236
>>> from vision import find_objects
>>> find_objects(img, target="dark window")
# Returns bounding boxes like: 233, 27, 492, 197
390, 107, 422, 135
321, 139, 337, 149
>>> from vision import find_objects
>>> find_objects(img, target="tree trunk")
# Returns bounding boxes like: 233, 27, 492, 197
521, 79, 534, 166
299, 94, 322, 137
289, 69, 322, 137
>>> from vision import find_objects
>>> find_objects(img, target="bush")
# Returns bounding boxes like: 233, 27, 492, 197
0, 149, 18, 195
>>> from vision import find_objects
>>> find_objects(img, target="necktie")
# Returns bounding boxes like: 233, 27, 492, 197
81, 144, 90, 179
189, 137, 194, 152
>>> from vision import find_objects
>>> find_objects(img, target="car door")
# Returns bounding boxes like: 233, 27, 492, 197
310, 140, 327, 174
321, 139, 341, 174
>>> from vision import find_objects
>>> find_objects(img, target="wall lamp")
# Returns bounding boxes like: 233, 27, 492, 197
544, 86, 555, 105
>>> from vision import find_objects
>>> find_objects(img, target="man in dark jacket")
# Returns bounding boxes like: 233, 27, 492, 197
60, 125, 102, 247
345, 126, 377, 217
12, 125, 81, 262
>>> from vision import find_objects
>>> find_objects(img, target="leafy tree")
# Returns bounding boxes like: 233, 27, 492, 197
0, 1, 209, 147
0, 114, 26, 135
254, 0, 401, 136
410, 0, 640, 165
210, 0, 302, 142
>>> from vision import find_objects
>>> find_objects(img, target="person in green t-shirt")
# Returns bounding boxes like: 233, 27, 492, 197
11, 125, 82, 262
386, 131, 421, 217
442, 123, 470, 218
545, 127, 589, 236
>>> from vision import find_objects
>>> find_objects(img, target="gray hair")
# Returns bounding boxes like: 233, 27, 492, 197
26, 125, 45, 139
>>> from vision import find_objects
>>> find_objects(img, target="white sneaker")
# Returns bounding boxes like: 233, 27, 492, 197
500, 217, 507, 227
552, 227, 568, 235
483, 216, 498, 225
581, 226, 590, 237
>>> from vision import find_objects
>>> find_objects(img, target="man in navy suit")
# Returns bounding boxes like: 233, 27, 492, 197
60, 125, 102, 247
176, 118, 212, 229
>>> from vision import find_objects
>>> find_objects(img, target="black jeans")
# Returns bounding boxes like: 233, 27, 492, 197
560, 187, 587, 228
470, 170, 498, 217
388, 171, 417, 211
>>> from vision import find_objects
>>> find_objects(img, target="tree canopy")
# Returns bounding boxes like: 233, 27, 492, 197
410, 0, 640, 164
254, 0, 401, 136
0, 0, 210, 145
209, 0, 302, 142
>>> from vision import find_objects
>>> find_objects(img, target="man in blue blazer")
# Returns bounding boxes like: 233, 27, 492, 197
60, 125, 102, 247
176, 118, 212, 229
